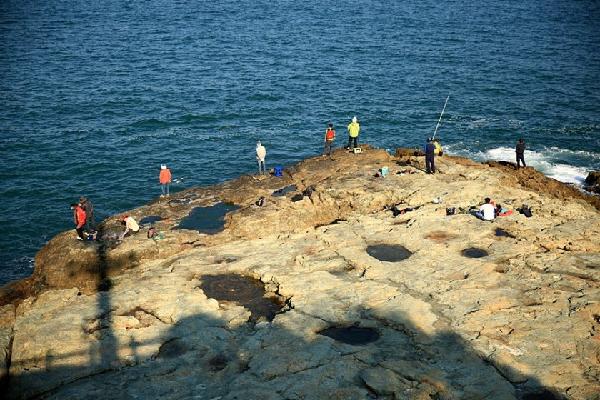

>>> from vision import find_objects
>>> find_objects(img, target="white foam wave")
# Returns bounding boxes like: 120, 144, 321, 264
543, 146, 600, 159
447, 145, 591, 185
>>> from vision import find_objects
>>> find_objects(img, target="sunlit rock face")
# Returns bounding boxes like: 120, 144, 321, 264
2, 146, 599, 399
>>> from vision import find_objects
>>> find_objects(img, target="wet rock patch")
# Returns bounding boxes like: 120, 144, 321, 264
461, 247, 489, 258
425, 230, 458, 243
176, 202, 239, 234
366, 244, 412, 262
272, 185, 297, 197
139, 215, 162, 226
318, 326, 380, 345
198, 274, 284, 322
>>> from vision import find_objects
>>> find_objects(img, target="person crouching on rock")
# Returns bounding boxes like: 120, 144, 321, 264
324, 123, 336, 157
159, 164, 172, 198
472, 198, 496, 221
425, 137, 436, 174
119, 215, 140, 240
71, 203, 87, 240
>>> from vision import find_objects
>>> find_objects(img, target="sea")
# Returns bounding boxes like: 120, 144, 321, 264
1, 0, 599, 285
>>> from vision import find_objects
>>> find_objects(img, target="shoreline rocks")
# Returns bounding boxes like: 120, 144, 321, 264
585, 171, 600, 194
1, 146, 599, 399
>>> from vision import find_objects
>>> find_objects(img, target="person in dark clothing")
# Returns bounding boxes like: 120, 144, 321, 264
425, 138, 436, 174
516, 138, 526, 169
79, 196, 95, 231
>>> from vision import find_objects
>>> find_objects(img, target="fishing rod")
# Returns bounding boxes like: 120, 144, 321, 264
432, 95, 450, 140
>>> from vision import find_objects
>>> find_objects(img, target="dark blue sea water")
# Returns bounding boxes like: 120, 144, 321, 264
1, 0, 599, 285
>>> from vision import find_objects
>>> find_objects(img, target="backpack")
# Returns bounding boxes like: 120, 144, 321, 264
519, 204, 533, 218
325, 129, 335, 141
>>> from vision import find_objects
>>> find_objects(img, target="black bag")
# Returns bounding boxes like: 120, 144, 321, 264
446, 207, 456, 216
518, 204, 532, 218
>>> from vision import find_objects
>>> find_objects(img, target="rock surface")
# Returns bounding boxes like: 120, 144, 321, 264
585, 171, 600, 194
1, 147, 599, 399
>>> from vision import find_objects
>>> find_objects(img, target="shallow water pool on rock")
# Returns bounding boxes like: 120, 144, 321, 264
139, 215, 162, 225
318, 326, 380, 345
176, 202, 239, 234
461, 247, 489, 258
366, 244, 413, 262
199, 274, 284, 322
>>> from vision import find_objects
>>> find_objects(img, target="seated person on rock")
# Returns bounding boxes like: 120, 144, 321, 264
472, 198, 496, 221
119, 215, 140, 240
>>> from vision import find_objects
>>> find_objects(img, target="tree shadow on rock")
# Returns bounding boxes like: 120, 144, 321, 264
5, 295, 586, 399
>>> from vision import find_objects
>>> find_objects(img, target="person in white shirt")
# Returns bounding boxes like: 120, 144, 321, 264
119, 215, 140, 240
473, 198, 496, 221
256, 141, 267, 174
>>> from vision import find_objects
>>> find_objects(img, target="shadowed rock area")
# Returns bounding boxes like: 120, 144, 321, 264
1, 146, 599, 399
318, 326, 380, 345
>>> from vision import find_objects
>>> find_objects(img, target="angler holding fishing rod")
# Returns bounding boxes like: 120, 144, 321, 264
425, 95, 449, 174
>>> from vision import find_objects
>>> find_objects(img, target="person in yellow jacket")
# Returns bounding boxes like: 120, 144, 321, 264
433, 139, 443, 156
346, 116, 360, 150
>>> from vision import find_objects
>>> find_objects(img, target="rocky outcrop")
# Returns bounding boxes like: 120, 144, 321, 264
486, 161, 600, 210
2, 147, 599, 399
585, 171, 600, 194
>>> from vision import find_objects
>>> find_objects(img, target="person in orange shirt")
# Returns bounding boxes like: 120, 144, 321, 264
70, 203, 87, 240
159, 164, 172, 197
324, 123, 336, 158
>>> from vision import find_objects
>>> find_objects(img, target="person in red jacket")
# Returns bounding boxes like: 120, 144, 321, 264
70, 203, 87, 240
323, 123, 336, 158
159, 164, 172, 197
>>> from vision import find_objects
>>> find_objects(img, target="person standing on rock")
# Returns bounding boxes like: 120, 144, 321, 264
425, 138, 436, 174
346, 116, 360, 150
71, 203, 87, 240
324, 123, 336, 157
159, 164, 172, 197
516, 138, 526, 169
79, 196, 95, 231
256, 141, 267, 174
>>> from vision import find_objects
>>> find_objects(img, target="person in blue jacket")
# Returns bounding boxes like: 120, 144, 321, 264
425, 138, 436, 174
